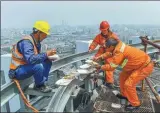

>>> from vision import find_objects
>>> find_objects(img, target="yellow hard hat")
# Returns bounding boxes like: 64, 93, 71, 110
33, 21, 50, 35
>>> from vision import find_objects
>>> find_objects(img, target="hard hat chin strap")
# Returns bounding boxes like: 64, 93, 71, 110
32, 29, 41, 43
37, 32, 41, 43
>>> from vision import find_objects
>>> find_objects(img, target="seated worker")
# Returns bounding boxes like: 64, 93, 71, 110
88, 21, 120, 88
8, 21, 57, 93
95, 38, 154, 111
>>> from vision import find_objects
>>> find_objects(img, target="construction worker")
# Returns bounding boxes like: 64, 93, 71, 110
88, 21, 119, 88
8, 21, 56, 93
95, 38, 154, 111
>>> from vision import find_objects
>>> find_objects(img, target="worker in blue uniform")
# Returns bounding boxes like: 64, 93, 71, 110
9, 21, 56, 93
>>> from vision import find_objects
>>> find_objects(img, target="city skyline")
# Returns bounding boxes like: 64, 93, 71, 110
1, 1, 160, 29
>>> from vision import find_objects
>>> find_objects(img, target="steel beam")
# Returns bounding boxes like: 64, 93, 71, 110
65, 98, 74, 112
50, 50, 97, 72
46, 86, 66, 112
24, 88, 57, 97
31, 97, 51, 111
46, 79, 81, 112
1, 77, 33, 106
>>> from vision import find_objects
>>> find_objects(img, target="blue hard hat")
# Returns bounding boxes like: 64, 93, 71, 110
105, 38, 118, 47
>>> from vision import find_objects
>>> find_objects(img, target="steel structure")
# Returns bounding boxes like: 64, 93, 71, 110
1, 40, 160, 112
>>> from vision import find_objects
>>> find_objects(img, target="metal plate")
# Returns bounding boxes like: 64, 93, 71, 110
94, 101, 125, 112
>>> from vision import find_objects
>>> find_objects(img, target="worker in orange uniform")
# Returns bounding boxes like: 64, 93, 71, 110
95, 38, 154, 111
88, 21, 119, 88
8, 21, 57, 93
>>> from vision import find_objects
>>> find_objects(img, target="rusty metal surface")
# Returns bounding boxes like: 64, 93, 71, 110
140, 37, 160, 50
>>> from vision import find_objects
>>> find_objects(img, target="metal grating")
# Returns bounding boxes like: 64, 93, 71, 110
149, 68, 160, 86
130, 107, 154, 112
93, 86, 155, 112
137, 90, 149, 99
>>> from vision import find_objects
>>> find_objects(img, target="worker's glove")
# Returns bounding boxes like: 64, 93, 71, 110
46, 49, 56, 56
94, 63, 101, 70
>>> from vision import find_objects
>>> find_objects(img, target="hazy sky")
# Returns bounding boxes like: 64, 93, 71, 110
1, 1, 160, 28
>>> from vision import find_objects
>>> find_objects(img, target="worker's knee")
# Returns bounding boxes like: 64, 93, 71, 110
33, 63, 44, 72
124, 81, 133, 89
45, 59, 52, 66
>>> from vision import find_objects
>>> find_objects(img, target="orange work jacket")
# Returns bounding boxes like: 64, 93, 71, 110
101, 41, 151, 72
89, 31, 119, 57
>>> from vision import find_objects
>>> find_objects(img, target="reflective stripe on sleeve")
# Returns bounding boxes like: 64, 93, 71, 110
109, 62, 118, 68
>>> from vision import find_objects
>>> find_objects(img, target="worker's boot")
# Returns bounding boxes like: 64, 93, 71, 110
125, 104, 140, 111
116, 93, 128, 100
34, 84, 52, 93
104, 82, 114, 89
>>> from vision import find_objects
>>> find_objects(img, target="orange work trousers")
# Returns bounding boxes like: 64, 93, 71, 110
119, 62, 153, 106
105, 60, 114, 84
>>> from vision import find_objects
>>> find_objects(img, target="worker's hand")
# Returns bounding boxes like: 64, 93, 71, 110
92, 56, 98, 61
46, 49, 56, 56
88, 49, 92, 53
92, 56, 101, 61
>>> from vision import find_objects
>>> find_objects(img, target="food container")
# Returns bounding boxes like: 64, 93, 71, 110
79, 64, 91, 69
85, 59, 93, 64
85, 59, 99, 66
48, 54, 60, 60
77, 69, 90, 74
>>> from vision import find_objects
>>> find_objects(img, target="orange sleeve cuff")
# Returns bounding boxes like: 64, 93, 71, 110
89, 41, 98, 50
89, 45, 95, 51
101, 64, 115, 71
101, 52, 112, 59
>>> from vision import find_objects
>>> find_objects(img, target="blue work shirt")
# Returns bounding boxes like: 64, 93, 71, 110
17, 35, 48, 64
8, 35, 48, 78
